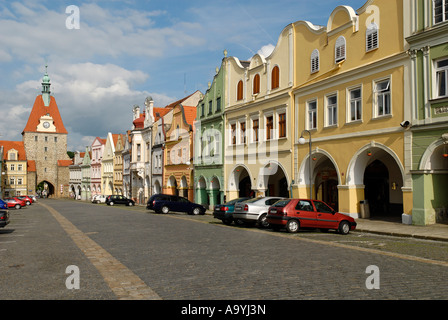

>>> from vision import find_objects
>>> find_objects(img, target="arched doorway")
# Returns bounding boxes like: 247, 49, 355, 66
37, 181, 55, 198
259, 161, 289, 197
228, 165, 254, 200
314, 158, 339, 211
180, 176, 189, 199
347, 144, 404, 221
364, 160, 390, 217
168, 176, 178, 196
196, 176, 207, 206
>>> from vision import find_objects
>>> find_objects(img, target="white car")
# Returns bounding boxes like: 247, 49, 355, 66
92, 195, 108, 204
233, 197, 286, 228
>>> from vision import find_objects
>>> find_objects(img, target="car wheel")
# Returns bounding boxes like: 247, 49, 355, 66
96, 200, 101, 204
338, 221, 350, 235
26, 201, 31, 205
128, 202, 133, 206
258, 213, 269, 228
161, 206, 170, 214
222, 219, 233, 225
286, 219, 300, 233
109, 202, 114, 206
192, 207, 201, 215
15, 204, 21, 209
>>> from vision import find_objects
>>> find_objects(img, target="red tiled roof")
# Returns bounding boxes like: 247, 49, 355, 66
58, 160, 73, 167
27, 160, 36, 172
22, 95, 68, 134
183, 106, 197, 125
0, 141, 27, 161
153, 107, 172, 122
133, 113, 145, 129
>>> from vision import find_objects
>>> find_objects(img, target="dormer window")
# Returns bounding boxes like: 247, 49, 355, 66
335, 36, 346, 63
366, 23, 379, 52
311, 49, 320, 73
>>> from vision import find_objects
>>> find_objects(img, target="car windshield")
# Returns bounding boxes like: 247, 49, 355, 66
226, 198, 249, 205
271, 199, 290, 207
244, 198, 261, 204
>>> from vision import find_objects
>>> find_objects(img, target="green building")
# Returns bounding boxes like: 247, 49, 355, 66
193, 55, 226, 209
407, 0, 448, 225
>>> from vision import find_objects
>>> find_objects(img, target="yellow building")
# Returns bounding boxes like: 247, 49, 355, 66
291, 0, 413, 222
223, 23, 295, 200
1, 141, 30, 197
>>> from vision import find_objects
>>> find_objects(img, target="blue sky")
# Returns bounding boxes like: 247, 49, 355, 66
0, 0, 367, 151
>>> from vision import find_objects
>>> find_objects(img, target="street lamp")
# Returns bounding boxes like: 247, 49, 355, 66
298, 130, 312, 199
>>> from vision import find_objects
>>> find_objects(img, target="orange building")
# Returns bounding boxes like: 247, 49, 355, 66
163, 99, 198, 201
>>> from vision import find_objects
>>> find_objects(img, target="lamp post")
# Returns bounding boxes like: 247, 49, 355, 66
298, 130, 312, 199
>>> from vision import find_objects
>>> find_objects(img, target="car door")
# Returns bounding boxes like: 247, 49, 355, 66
313, 200, 338, 229
293, 200, 317, 228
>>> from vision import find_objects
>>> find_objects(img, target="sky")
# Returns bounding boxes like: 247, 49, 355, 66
0, 0, 368, 151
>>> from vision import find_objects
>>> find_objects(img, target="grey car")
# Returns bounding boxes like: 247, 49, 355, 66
233, 196, 286, 228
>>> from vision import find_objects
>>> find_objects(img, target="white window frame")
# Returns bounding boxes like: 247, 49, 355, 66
264, 111, 274, 141
366, 23, 379, 52
435, 57, 448, 98
306, 99, 317, 130
228, 121, 237, 146
347, 86, 362, 122
238, 119, 246, 145
311, 49, 320, 73
335, 36, 346, 63
250, 115, 260, 144
325, 93, 338, 127
373, 78, 392, 118
433, 0, 448, 25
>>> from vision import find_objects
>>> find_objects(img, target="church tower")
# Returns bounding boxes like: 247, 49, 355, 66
22, 66, 71, 197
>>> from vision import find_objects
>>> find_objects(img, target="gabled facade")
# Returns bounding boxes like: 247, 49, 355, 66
102, 133, 121, 196
80, 147, 91, 201
122, 131, 132, 198
0, 141, 29, 197
90, 137, 106, 197
407, 0, 448, 224
163, 93, 201, 201
113, 134, 125, 195
224, 22, 295, 201
69, 151, 83, 199
292, 0, 412, 223
194, 57, 226, 208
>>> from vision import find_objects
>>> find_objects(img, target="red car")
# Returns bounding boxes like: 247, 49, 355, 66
4, 198, 26, 209
266, 199, 357, 235
17, 196, 33, 205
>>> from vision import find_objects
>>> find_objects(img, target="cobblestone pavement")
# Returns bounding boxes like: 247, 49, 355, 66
1, 199, 447, 302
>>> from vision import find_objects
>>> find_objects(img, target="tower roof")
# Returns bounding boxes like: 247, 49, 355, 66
22, 95, 68, 134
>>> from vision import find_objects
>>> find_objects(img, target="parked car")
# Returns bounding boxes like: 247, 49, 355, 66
266, 199, 357, 235
29, 195, 38, 202
147, 194, 205, 215
233, 196, 286, 228
92, 195, 108, 204
16, 196, 33, 205
0, 209, 9, 228
213, 197, 250, 225
105, 195, 135, 206
0, 199, 8, 210
4, 198, 26, 209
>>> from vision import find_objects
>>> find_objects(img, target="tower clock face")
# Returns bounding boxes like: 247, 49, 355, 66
43, 121, 50, 128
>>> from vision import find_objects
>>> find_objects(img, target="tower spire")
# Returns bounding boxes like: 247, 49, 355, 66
42, 63, 51, 107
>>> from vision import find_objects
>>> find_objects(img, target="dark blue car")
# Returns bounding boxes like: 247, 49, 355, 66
147, 194, 205, 215
213, 197, 250, 225
0, 199, 10, 228
0, 199, 8, 210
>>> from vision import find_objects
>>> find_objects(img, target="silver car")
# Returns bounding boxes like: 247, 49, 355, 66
233, 197, 286, 228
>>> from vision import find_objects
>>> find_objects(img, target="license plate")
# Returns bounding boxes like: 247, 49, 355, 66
270, 209, 277, 214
